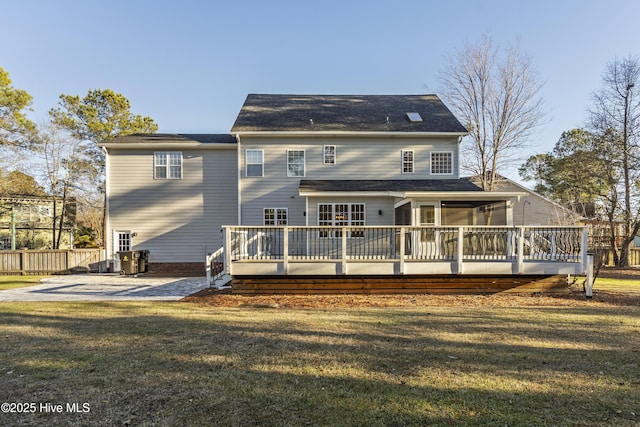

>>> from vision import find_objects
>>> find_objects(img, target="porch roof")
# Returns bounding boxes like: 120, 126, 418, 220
299, 179, 526, 200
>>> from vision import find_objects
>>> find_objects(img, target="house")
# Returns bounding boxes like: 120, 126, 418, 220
100, 94, 591, 293
0, 195, 76, 250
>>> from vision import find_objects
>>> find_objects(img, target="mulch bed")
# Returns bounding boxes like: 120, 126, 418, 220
181, 267, 640, 308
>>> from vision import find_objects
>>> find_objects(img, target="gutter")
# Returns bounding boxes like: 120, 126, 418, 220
234, 131, 469, 139
97, 142, 235, 149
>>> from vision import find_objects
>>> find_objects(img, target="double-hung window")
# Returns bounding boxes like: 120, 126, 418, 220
264, 208, 288, 225
154, 152, 182, 179
431, 151, 453, 175
246, 149, 264, 177
317, 203, 365, 238
323, 145, 336, 164
401, 150, 414, 173
287, 150, 305, 177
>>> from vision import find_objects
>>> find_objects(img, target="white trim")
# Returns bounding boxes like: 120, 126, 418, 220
234, 131, 469, 138
99, 142, 236, 149
403, 191, 525, 200
300, 190, 526, 200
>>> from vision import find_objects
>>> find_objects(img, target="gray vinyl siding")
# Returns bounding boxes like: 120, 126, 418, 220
239, 135, 459, 225
494, 181, 579, 226
241, 136, 459, 180
107, 147, 237, 262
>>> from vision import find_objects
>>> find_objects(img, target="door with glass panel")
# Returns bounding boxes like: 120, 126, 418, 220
113, 230, 132, 271
416, 204, 438, 259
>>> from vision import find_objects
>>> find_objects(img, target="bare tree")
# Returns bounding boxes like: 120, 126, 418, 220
37, 122, 97, 248
439, 35, 545, 190
589, 55, 640, 266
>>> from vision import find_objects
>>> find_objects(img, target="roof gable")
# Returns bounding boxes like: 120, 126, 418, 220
231, 94, 468, 134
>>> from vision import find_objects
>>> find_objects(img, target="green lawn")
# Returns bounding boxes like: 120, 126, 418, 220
0, 275, 47, 290
594, 277, 640, 293
0, 301, 638, 426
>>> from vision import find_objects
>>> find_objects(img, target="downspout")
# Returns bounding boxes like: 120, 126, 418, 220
236, 134, 242, 226
102, 146, 111, 270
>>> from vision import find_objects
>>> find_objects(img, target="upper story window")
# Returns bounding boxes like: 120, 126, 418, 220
154, 152, 182, 179
401, 150, 414, 173
287, 150, 305, 177
323, 145, 336, 164
264, 208, 288, 225
246, 149, 264, 177
431, 151, 453, 175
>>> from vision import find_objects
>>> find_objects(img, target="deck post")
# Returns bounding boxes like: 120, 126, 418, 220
224, 227, 231, 275
341, 227, 347, 274
517, 227, 525, 274
399, 226, 405, 274
205, 252, 211, 285
585, 254, 594, 298
581, 228, 588, 270
283, 227, 289, 275
457, 227, 464, 274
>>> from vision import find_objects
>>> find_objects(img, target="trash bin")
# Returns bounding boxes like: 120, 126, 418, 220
138, 250, 150, 273
118, 251, 139, 275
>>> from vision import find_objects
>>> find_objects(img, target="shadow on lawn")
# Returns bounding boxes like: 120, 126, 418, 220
0, 306, 638, 426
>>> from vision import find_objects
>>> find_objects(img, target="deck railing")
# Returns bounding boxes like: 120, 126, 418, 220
222, 226, 588, 276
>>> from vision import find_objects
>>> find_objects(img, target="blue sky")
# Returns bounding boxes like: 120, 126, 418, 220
3, 0, 640, 178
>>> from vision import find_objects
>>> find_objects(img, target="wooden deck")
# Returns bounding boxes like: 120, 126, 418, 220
207, 225, 593, 294
231, 275, 569, 295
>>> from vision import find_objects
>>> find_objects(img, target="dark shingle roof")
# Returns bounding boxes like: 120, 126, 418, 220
104, 133, 236, 144
299, 179, 483, 193
231, 94, 468, 133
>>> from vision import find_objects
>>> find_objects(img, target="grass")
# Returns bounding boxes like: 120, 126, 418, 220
0, 275, 47, 291
0, 301, 638, 426
594, 277, 640, 293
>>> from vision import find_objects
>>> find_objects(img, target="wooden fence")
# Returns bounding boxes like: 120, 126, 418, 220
0, 249, 106, 275
592, 248, 640, 266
